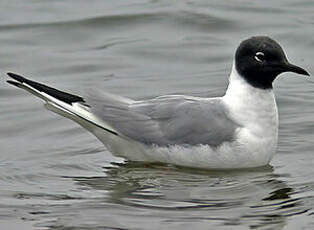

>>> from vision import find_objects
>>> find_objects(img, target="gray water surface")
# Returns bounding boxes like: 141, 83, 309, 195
1, 0, 314, 229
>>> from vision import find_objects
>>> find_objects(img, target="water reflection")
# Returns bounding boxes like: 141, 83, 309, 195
71, 162, 308, 229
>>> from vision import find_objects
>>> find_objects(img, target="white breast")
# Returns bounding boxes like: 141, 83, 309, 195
222, 64, 279, 166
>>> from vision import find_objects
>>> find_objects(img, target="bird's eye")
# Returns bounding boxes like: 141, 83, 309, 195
255, 52, 265, 62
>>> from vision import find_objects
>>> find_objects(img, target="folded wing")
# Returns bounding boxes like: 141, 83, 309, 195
7, 72, 238, 147
87, 93, 238, 147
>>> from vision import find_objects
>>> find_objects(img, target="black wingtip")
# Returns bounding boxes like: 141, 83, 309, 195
7, 72, 17, 77
7, 72, 27, 83
6, 72, 85, 105
7, 72, 15, 77
6, 80, 21, 87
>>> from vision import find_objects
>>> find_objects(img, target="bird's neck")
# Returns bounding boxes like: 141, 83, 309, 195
222, 63, 278, 135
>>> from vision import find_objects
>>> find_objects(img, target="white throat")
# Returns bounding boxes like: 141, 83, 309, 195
223, 63, 278, 131
222, 63, 279, 164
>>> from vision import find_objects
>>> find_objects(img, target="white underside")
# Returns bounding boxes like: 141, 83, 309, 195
93, 131, 276, 169
17, 64, 279, 169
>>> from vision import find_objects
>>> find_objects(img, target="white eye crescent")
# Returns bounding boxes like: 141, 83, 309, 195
255, 52, 265, 62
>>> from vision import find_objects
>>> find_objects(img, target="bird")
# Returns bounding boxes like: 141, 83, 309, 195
6, 36, 309, 169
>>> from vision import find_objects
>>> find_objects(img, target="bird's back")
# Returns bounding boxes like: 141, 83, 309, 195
87, 92, 238, 147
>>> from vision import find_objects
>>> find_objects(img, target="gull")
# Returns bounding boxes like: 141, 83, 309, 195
6, 36, 309, 169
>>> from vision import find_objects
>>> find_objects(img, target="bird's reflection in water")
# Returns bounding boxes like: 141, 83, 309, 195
73, 162, 309, 229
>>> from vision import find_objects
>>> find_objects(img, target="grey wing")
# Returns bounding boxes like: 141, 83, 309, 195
86, 92, 238, 147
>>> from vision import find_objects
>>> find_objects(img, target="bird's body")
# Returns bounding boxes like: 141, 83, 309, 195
6, 36, 309, 169
86, 64, 278, 169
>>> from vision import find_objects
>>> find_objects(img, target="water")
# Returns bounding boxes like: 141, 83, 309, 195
0, 0, 314, 229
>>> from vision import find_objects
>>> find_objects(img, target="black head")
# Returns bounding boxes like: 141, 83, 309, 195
235, 36, 309, 89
